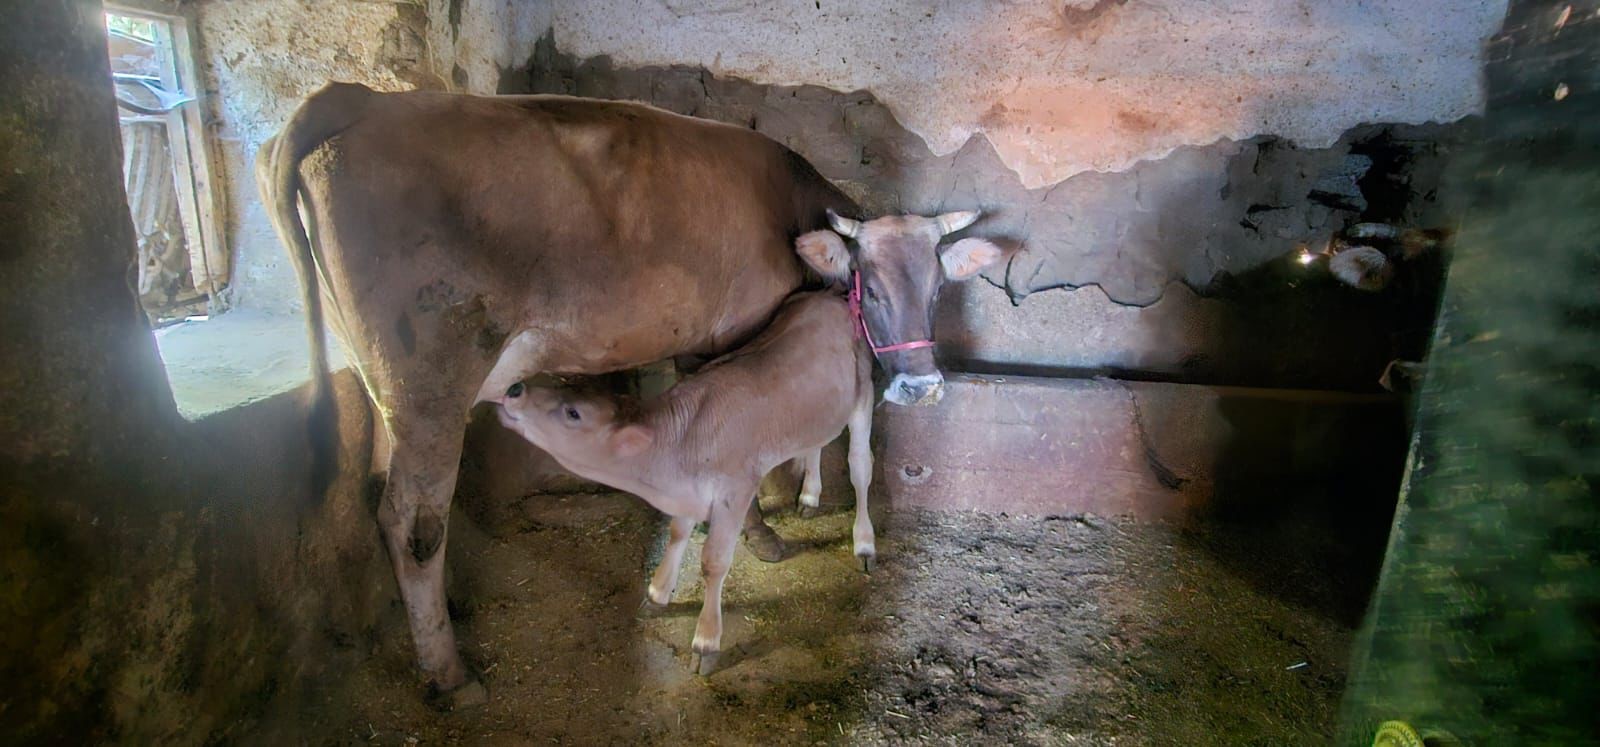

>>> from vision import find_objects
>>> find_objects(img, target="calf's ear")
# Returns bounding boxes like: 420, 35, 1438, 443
610, 424, 655, 457
795, 230, 851, 281
939, 238, 1006, 281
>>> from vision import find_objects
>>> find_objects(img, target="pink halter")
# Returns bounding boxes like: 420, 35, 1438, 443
849, 270, 935, 357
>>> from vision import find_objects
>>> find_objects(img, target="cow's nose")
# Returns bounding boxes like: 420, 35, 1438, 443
885, 373, 945, 406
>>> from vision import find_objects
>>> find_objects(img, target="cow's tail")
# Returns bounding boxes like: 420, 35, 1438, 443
256, 81, 374, 496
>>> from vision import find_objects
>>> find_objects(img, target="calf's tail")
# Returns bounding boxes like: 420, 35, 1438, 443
255, 81, 374, 496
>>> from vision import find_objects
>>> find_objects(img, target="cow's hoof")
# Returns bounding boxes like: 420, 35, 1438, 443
858, 553, 875, 575
691, 650, 722, 676
430, 678, 488, 711
638, 596, 669, 617
742, 524, 787, 563
798, 505, 824, 520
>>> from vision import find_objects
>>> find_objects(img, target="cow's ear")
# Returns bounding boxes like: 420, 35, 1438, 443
939, 238, 1005, 281
610, 424, 654, 457
796, 230, 851, 281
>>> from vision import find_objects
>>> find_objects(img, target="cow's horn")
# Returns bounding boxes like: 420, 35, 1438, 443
936, 210, 981, 236
827, 209, 861, 238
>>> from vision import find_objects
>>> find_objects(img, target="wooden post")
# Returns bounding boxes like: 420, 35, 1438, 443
1338, 1, 1600, 743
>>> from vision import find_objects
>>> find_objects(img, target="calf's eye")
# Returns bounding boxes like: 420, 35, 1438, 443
564, 406, 582, 422
506, 382, 525, 398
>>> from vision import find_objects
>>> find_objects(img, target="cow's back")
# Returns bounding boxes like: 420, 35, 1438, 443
297, 89, 845, 382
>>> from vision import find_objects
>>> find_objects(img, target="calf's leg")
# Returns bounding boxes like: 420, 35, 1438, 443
692, 492, 752, 675
644, 515, 695, 610
847, 399, 876, 572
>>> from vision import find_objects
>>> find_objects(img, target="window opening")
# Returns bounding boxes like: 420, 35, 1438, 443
106, 8, 226, 326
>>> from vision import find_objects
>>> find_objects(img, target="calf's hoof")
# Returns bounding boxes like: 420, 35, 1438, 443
428, 677, 489, 711
742, 523, 787, 563
857, 552, 876, 575
691, 650, 722, 676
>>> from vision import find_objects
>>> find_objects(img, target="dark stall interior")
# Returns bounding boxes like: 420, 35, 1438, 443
2, 1, 1595, 745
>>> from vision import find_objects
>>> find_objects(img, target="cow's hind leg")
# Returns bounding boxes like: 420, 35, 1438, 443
847, 396, 876, 573
375, 412, 483, 707
692, 490, 752, 675
740, 497, 786, 563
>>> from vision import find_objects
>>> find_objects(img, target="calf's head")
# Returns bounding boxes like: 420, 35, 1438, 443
494, 380, 654, 461
795, 209, 1005, 406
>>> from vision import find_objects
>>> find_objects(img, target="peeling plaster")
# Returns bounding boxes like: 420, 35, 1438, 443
551, 0, 1507, 187
510, 39, 1457, 386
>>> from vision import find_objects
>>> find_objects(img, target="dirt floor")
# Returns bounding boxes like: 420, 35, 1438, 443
268, 475, 1380, 746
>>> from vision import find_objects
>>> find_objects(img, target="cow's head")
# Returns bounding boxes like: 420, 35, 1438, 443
795, 209, 1005, 406
495, 380, 654, 461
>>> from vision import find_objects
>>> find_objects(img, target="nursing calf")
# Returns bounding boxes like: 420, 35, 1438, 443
493, 291, 873, 673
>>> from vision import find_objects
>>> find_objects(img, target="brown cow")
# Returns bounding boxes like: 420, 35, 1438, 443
258, 82, 1002, 703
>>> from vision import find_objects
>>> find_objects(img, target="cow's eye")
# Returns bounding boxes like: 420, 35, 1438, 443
564, 406, 582, 422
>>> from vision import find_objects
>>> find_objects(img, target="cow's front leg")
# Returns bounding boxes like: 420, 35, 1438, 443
692, 493, 749, 675
847, 398, 877, 573
740, 498, 786, 563
642, 515, 695, 613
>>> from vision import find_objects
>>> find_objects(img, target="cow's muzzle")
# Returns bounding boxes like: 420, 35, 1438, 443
885, 373, 945, 406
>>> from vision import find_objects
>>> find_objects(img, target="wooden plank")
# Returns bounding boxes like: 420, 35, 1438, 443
168, 15, 227, 295
1338, 2, 1600, 742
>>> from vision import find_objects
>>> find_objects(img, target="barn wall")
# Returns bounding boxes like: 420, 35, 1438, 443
464, 0, 1503, 390
0, 3, 393, 741
162, 2, 1507, 508
188, 0, 1503, 387
191, 0, 441, 313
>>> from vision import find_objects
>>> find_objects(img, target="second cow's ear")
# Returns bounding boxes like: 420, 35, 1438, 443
610, 424, 654, 457
795, 230, 851, 282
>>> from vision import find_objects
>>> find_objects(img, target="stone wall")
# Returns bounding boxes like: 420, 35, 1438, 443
193, 0, 439, 312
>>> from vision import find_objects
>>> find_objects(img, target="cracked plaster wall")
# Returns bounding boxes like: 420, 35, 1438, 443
504, 0, 1491, 387
197, 0, 1495, 388
509, 39, 1460, 388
